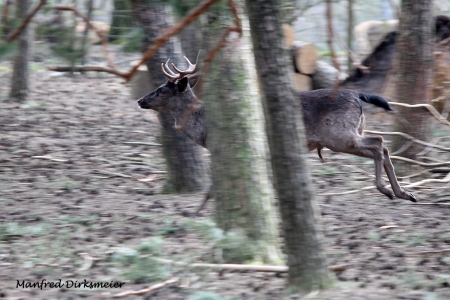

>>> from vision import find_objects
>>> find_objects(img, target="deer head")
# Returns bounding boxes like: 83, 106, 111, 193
137, 55, 206, 148
137, 56, 200, 114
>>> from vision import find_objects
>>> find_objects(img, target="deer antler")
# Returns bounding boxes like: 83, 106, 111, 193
161, 56, 198, 82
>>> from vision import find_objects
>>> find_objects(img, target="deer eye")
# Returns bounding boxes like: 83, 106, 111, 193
158, 89, 168, 95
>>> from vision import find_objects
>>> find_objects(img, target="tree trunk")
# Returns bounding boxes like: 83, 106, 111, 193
391, 0, 433, 171
134, 3, 207, 193
347, 0, 354, 72
245, 0, 331, 292
10, 0, 30, 102
326, 0, 340, 72
201, 4, 282, 264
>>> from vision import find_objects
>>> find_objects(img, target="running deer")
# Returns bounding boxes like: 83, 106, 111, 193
137, 55, 417, 203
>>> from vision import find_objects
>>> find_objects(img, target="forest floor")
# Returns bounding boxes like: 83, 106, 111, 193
0, 46, 450, 300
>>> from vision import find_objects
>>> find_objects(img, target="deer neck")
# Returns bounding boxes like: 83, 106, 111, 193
172, 104, 207, 148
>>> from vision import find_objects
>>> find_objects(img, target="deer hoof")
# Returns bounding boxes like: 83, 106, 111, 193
407, 192, 418, 202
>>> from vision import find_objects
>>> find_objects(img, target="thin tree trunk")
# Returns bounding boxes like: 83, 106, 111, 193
201, 6, 282, 263
80, 0, 94, 66
245, 0, 331, 292
347, 0, 353, 72
326, 0, 340, 72
391, 0, 433, 172
10, 0, 30, 102
134, 3, 207, 193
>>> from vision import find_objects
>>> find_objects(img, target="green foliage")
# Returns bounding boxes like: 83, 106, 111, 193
158, 0, 229, 19
112, 238, 170, 284
119, 27, 145, 53
0, 222, 50, 241
0, 41, 18, 60
109, 0, 133, 42
36, 24, 83, 67
186, 219, 257, 263
188, 291, 227, 300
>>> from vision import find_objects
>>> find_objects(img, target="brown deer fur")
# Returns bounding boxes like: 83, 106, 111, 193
137, 58, 417, 203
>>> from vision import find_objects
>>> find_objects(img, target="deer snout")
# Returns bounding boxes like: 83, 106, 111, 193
137, 97, 150, 109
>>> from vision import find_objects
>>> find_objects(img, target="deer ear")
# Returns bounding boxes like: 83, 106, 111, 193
188, 73, 201, 88
177, 77, 189, 92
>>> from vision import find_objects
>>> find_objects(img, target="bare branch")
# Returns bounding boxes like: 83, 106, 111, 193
364, 130, 450, 152
47, 65, 126, 76
53, 5, 116, 69
389, 102, 450, 126
5, 0, 47, 43
124, 0, 220, 83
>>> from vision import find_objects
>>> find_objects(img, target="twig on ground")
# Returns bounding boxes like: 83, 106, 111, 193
77, 252, 94, 272
413, 202, 450, 206
123, 141, 162, 146
412, 249, 450, 255
113, 278, 179, 297
153, 258, 347, 273
31, 155, 68, 162
92, 170, 132, 178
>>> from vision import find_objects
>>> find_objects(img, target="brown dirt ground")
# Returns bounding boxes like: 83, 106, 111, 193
0, 47, 450, 300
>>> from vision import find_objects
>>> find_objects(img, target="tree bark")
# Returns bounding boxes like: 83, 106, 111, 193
10, 0, 30, 102
201, 4, 282, 264
245, 0, 331, 292
326, 0, 340, 72
134, 3, 208, 193
391, 0, 433, 170
347, 0, 354, 72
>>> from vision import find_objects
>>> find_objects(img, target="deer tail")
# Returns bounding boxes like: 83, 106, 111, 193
359, 93, 394, 111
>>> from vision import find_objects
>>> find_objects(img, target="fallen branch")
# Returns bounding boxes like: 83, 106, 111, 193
123, 141, 162, 146
5, 0, 46, 42
92, 170, 132, 178
413, 249, 450, 255
114, 278, 179, 298
414, 202, 450, 206
77, 252, 94, 272
31, 155, 68, 162
153, 258, 347, 273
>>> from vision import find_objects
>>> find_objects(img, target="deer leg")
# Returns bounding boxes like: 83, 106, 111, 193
349, 136, 394, 199
382, 146, 418, 202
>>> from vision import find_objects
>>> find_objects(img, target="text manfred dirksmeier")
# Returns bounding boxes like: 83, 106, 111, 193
17, 279, 125, 289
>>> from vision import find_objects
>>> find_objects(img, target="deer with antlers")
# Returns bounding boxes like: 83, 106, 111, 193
137, 55, 418, 206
